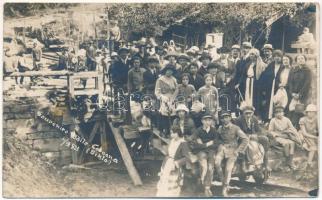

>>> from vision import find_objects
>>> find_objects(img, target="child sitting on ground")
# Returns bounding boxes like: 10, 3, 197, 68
298, 104, 318, 168
268, 105, 302, 170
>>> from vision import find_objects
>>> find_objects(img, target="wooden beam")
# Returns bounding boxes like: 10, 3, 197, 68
7, 70, 71, 77
100, 121, 108, 152
107, 117, 143, 186
6, 71, 100, 78
88, 121, 101, 143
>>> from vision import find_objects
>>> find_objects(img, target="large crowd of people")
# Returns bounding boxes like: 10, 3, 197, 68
3, 24, 318, 197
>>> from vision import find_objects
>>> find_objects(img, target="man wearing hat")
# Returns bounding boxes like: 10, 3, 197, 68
215, 110, 249, 197
187, 47, 202, 67
86, 40, 96, 71
110, 47, 130, 95
177, 53, 191, 73
197, 52, 212, 77
192, 112, 221, 197
262, 44, 274, 64
134, 40, 149, 67
162, 52, 180, 80
227, 45, 240, 78
258, 49, 285, 121
143, 56, 160, 95
207, 62, 225, 89
233, 42, 251, 92
57, 48, 69, 70
234, 102, 270, 169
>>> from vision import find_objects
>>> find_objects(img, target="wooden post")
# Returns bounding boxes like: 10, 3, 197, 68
107, 118, 143, 186
100, 121, 108, 152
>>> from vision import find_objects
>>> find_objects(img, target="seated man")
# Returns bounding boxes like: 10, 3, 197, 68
192, 112, 221, 197
233, 102, 270, 169
215, 111, 249, 197
268, 105, 301, 170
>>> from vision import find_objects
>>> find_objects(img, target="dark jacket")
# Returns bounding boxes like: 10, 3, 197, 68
233, 115, 261, 135
143, 68, 159, 94
197, 65, 208, 77
233, 57, 249, 86
287, 65, 311, 103
192, 126, 221, 151
172, 117, 196, 139
110, 58, 130, 86
258, 62, 284, 120
189, 73, 205, 91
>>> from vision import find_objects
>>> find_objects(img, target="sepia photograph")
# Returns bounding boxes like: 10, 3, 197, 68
2, 1, 320, 198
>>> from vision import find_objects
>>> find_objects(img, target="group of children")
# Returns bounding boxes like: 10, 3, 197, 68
156, 102, 318, 197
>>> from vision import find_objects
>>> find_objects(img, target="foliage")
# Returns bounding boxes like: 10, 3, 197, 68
107, 3, 305, 39
4, 3, 76, 17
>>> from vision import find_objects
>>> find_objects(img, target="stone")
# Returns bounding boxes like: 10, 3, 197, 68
3, 113, 15, 120
5, 119, 35, 129
33, 138, 65, 152
10, 105, 35, 113
27, 131, 65, 140
14, 113, 34, 119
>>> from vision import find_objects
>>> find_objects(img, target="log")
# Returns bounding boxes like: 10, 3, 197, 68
107, 117, 143, 186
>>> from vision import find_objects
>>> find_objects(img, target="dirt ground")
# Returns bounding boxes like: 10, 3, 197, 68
3, 133, 317, 198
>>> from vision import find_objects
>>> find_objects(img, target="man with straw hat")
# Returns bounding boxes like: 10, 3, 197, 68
262, 44, 274, 64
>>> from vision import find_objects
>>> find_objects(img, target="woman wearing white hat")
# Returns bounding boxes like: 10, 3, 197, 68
172, 104, 196, 142
298, 104, 318, 168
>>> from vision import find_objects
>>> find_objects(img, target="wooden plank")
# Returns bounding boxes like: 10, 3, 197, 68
68, 75, 74, 97
97, 74, 104, 106
152, 129, 170, 144
73, 89, 99, 96
107, 118, 143, 186
71, 71, 99, 78
88, 121, 101, 143
7, 71, 99, 78
100, 121, 108, 152
8, 70, 71, 77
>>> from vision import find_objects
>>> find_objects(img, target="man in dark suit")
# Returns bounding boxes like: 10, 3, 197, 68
143, 56, 159, 95
189, 61, 205, 91
197, 52, 212, 77
258, 50, 285, 121
233, 42, 252, 92
232, 42, 252, 114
